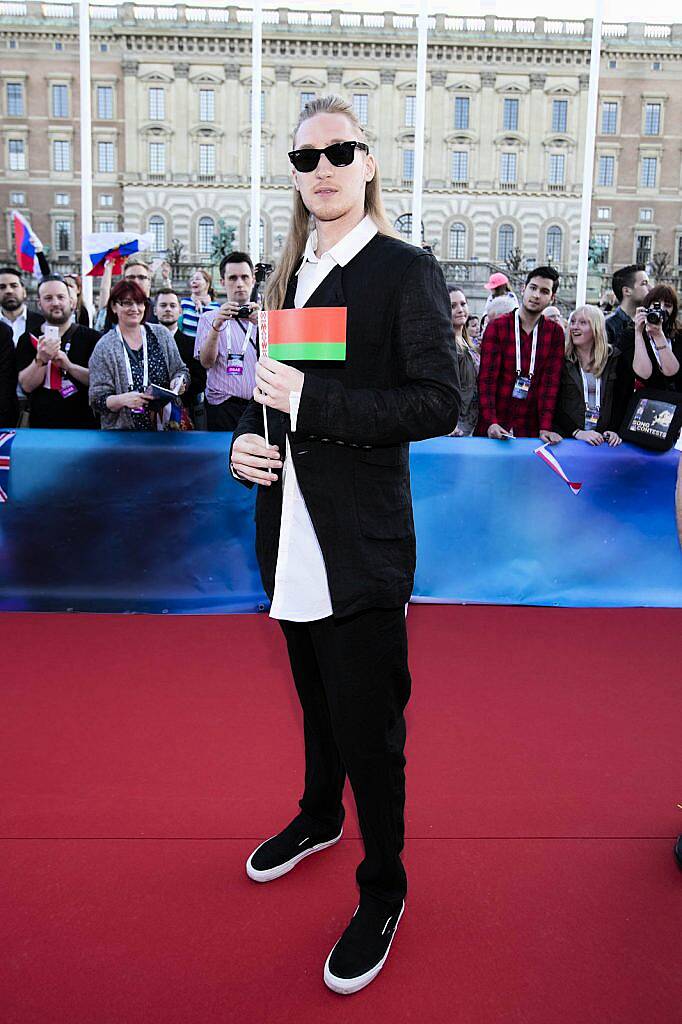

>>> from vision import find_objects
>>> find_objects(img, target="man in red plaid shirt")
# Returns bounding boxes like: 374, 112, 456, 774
478, 266, 565, 441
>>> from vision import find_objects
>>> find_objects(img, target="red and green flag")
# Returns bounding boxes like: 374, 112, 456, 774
258, 307, 347, 361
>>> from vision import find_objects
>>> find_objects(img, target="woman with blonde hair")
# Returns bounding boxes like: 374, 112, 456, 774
229, 94, 459, 994
179, 267, 219, 339
553, 303, 622, 445
449, 287, 479, 435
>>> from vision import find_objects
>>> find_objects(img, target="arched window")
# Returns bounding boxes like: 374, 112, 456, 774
497, 223, 514, 261
197, 216, 214, 255
247, 218, 265, 259
394, 214, 424, 242
149, 215, 166, 253
448, 223, 466, 260
546, 225, 563, 266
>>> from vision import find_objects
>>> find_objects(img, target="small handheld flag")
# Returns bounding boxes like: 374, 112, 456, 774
0, 431, 16, 503
534, 442, 583, 495
85, 232, 154, 277
12, 211, 41, 276
257, 307, 347, 362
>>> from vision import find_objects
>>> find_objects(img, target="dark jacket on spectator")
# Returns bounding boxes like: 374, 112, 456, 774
605, 306, 636, 427
173, 328, 206, 409
553, 350, 620, 437
0, 321, 18, 427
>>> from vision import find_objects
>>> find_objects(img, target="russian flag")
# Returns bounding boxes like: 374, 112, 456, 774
85, 231, 154, 277
12, 211, 41, 276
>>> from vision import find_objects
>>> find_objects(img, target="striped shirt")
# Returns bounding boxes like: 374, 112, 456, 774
194, 308, 258, 405
179, 297, 220, 340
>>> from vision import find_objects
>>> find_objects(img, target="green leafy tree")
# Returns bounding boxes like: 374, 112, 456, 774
210, 219, 236, 268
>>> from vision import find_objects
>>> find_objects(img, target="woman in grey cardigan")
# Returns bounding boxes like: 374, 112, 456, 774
89, 279, 190, 430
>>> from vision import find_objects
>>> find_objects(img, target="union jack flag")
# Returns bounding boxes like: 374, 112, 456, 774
0, 430, 16, 503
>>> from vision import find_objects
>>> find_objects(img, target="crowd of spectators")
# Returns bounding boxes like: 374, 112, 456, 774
0, 252, 680, 448
448, 263, 681, 449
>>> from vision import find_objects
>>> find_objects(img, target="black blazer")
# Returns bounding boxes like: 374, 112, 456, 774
0, 321, 18, 427
553, 351, 620, 436
231, 234, 460, 618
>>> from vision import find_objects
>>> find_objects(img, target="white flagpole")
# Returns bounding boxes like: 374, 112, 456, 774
78, 0, 93, 312
411, 0, 429, 247
249, 0, 269, 445
576, 0, 604, 306
250, 0, 263, 265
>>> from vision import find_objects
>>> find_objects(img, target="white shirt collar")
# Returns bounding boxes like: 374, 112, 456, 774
296, 215, 378, 275
1, 306, 26, 325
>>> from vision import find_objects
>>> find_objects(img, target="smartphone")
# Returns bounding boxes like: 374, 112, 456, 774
43, 324, 60, 343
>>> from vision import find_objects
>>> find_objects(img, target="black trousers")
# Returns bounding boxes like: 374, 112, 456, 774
279, 607, 411, 907
206, 397, 249, 431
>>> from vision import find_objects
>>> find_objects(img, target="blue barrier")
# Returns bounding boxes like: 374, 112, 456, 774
0, 430, 679, 612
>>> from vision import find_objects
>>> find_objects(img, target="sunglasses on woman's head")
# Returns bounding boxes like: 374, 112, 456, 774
288, 140, 369, 173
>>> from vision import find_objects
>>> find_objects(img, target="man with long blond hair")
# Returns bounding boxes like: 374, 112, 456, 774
229, 95, 460, 994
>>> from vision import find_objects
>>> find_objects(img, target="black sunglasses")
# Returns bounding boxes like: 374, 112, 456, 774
288, 140, 369, 173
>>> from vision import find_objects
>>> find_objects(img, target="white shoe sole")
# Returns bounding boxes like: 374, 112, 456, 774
323, 901, 405, 995
245, 828, 343, 883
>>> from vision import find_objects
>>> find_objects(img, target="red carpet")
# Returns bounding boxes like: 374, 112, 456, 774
1, 607, 680, 1022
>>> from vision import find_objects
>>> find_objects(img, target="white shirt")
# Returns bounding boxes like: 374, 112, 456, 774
269, 214, 378, 622
1, 306, 27, 346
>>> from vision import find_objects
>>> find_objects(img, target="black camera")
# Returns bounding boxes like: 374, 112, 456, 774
236, 305, 253, 318
254, 262, 273, 284
646, 302, 664, 326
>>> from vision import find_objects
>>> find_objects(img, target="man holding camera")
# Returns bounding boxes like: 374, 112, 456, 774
194, 251, 259, 431
605, 265, 651, 427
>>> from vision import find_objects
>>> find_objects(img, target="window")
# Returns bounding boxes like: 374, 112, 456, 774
247, 219, 265, 259
448, 223, 466, 260
53, 140, 71, 171
635, 234, 652, 265
644, 103, 661, 135
97, 85, 113, 120
451, 150, 468, 184
640, 157, 657, 188
678, 236, 682, 268
6, 82, 23, 116
198, 216, 214, 254
199, 89, 215, 122
55, 220, 72, 251
597, 207, 611, 220
597, 155, 614, 187
639, 208, 653, 222
601, 102, 617, 134
548, 154, 565, 186
54, 41, 63, 51
149, 142, 165, 175
51, 84, 68, 118
503, 97, 519, 132
497, 224, 514, 260
652, 62, 661, 72
55, 192, 69, 206
404, 95, 416, 128
552, 99, 568, 133
300, 91, 316, 111
592, 233, 610, 264
9, 40, 17, 50
394, 214, 423, 242
148, 87, 165, 121
402, 148, 414, 184
546, 226, 563, 265
199, 143, 215, 176
100, 43, 108, 53
454, 96, 469, 131
8, 139, 26, 171
97, 141, 114, 173
500, 152, 517, 184
149, 215, 166, 252
352, 93, 368, 126
608, 59, 617, 70
100, 194, 113, 206
10, 191, 25, 205
250, 90, 265, 120
98, 220, 116, 233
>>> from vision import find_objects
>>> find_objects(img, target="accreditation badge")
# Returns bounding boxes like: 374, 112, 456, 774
227, 353, 245, 376
512, 375, 531, 400
584, 406, 599, 430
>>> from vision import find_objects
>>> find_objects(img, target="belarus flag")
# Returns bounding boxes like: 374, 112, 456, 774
12, 211, 41, 276
85, 231, 154, 277
258, 307, 347, 361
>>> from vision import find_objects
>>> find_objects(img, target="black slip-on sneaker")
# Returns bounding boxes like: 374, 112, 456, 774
324, 899, 405, 995
246, 815, 343, 883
